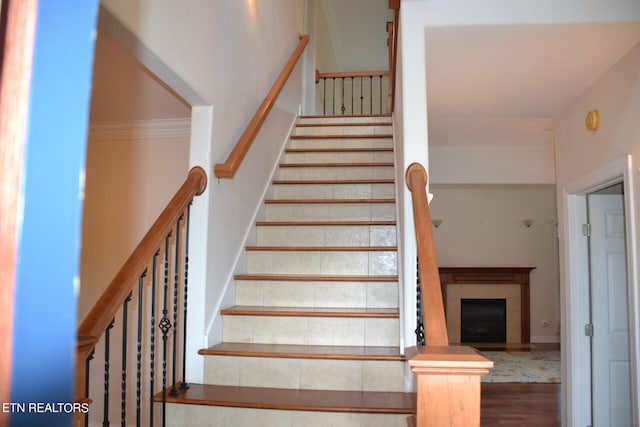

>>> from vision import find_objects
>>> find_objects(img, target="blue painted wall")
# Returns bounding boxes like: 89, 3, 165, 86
11, 1, 98, 426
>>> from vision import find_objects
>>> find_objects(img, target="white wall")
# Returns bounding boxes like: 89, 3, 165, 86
99, 0, 306, 382
429, 185, 560, 342
555, 43, 640, 426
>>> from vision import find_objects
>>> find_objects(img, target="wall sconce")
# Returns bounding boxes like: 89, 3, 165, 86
585, 110, 600, 131
432, 219, 443, 228
522, 219, 534, 228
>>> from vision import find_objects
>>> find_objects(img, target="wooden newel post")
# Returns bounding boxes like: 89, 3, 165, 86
405, 162, 493, 426
408, 346, 493, 427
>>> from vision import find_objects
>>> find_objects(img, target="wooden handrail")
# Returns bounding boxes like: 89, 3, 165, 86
405, 163, 448, 346
214, 34, 310, 179
405, 163, 493, 427
388, 0, 399, 112
77, 165, 207, 346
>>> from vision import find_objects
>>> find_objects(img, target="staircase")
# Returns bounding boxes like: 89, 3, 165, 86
166, 115, 415, 426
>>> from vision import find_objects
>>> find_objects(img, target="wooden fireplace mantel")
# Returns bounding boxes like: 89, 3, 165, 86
438, 267, 535, 343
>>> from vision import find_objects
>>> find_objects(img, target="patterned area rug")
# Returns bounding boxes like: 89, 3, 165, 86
480, 351, 561, 383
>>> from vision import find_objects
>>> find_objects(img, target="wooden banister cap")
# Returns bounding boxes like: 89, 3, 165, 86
407, 345, 494, 372
405, 163, 427, 192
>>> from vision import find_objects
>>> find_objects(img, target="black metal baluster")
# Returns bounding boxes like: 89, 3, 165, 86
415, 258, 425, 345
379, 76, 383, 114
360, 77, 364, 114
103, 320, 115, 427
149, 251, 159, 427
369, 76, 373, 114
136, 271, 146, 427
159, 233, 173, 427
350, 77, 354, 115
323, 78, 326, 115
85, 350, 95, 427
121, 292, 132, 427
332, 77, 336, 115
340, 77, 345, 115
181, 205, 192, 391
170, 217, 183, 396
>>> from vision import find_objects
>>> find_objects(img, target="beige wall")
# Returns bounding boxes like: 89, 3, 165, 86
78, 125, 190, 321
429, 184, 560, 342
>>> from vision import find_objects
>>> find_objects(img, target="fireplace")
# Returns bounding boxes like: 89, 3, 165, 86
439, 267, 535, 344
460, 298, 507, 343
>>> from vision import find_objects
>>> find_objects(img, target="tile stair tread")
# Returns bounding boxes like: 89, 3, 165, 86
255, 220, 396, 226
264, 198, 394, 204
160, 384, 415, 414
279, 162, 393, 167
199, 343, 405, 361
245, 245, 397, 251
290, 134, 392, 140
233, 274, 398, 282
220, 306, 399, 318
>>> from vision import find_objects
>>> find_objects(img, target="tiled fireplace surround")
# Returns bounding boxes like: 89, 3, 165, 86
439, 267, 535, 344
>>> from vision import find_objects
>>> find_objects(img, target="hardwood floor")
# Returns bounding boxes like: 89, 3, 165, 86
481, 382, 561, 426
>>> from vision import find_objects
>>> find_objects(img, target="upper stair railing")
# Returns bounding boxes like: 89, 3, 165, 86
214, 34, 309, 179
314, 70, 390, 116
74, 166, 207, 427
404, 163, 493, 427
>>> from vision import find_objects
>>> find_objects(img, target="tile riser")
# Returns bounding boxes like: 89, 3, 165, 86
278, 166, 394, 180
167, 405, 409, 427
246, 251, 397, 276
234, 280, 398, 309
204, 356, 406, 392
289, 139, 393, 150
222, 316, 400, 347
293, 126, 392, 136
265, 203, 395, 221
256, 225, 396, 246
284, 152, 394, 163
272, 183, 395, 200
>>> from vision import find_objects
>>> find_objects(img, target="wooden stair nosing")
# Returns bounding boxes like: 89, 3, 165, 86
160, 384, 416, 414
285, 147, 393, 153
220, 306, 399, 318
290, 134, 392, 140
279, 162, 393, 168
264, 198, 395, 204
295, 122, 391, 128
245, 245, 397, 252
255, 220, 397, 227
233, 274, 398, 282
299, 113, 392, 119
199, 343, 405, 361
272, 179, 394, 185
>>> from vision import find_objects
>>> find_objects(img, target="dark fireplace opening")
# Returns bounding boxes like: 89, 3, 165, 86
460, 298, 507, 343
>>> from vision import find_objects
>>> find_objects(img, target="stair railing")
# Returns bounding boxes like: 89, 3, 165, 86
315, 70, 390, 116
214, 34, 309, 179
388, 0, 399, 112
75, 166, 207, 427
404, 163, 493, 427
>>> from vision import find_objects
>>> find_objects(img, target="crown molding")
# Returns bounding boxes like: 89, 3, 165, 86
88, 118, 191, 141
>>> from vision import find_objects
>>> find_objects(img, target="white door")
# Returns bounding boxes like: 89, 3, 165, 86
588, 192, 632, 426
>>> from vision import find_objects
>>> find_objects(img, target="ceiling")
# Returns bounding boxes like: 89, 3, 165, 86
90, 2, 640, 150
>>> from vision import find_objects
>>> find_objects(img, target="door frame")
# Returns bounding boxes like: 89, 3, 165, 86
561, 155, 639, 426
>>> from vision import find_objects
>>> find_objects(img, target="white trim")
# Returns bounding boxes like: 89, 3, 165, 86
561, 155, 639, 427
88, 118, 191, 141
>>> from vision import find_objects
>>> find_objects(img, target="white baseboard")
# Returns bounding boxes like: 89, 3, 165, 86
530, 335, 560, 344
